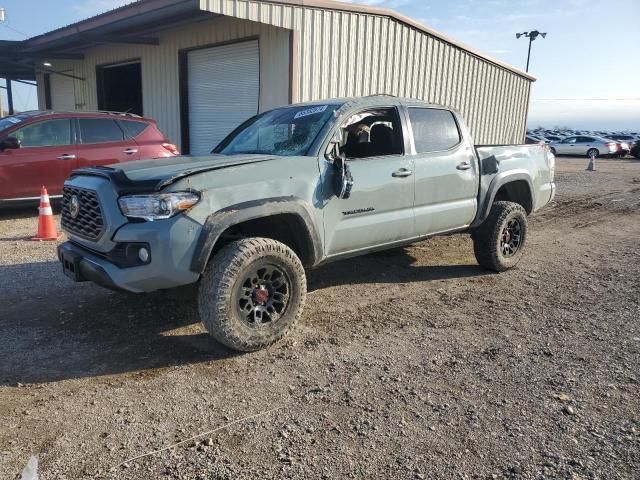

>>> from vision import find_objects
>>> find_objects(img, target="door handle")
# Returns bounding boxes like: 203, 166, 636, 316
392, 168, 413, 178
456, 161, 472, 171
57, 154, 76, 160
123, 148, 139, 154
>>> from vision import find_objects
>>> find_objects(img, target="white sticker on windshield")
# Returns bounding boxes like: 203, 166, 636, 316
294, 105, 328, 119
6, 117, 21, 124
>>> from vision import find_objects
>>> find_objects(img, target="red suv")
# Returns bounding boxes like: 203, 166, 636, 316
0, 111, 179, 202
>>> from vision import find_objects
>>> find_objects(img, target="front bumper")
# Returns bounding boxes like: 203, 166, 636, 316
58, 213, 202, 293
58, 242, 125, 292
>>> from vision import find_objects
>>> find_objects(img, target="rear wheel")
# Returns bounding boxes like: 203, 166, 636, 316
472, 201, 528, 272
586, 148, 599, 158
198, 238, 306, 352
549, 147, 556, 156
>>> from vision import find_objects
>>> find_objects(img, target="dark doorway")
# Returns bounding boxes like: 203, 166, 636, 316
96, 61, 142, 115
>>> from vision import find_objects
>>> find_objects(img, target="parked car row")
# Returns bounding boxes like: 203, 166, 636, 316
0, 111, 178, 202
527, 127, 640, 159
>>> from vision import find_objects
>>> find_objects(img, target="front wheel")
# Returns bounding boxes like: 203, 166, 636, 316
472, 201, 528, 272
198, 238, 306, 352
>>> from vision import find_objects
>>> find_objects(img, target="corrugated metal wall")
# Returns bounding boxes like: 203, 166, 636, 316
201, 0, 532, 144
36, 16, 290, 149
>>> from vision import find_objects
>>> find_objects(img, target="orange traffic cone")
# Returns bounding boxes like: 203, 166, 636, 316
31, 186, 61, 241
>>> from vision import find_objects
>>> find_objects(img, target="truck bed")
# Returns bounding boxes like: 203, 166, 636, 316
473, 143, 555, 223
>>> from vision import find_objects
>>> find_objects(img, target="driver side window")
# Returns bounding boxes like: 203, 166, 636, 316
13, 119, 72, 148
338, 108, 404, 159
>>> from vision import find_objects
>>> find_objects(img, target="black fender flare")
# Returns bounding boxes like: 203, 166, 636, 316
190, 196, 322, 273
472, 170, 534, 228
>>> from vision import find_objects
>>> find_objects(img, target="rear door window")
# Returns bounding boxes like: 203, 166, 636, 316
78, 118, 124, 144
408, 108, 461, 153
12, 119, 72, 147
119, 120, 149, 139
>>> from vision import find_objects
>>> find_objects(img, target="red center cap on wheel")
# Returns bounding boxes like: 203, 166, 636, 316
254, 287, 269, 304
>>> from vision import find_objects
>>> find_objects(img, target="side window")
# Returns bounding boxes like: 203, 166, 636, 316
120, 120, 149, 139
79, 118, 124, 144
338, 108, 404, 159
408, 108, 461, 153
12, 119, 72, 148
563, 137, 576, 144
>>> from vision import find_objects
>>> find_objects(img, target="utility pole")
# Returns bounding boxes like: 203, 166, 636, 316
516, 30, 547, 73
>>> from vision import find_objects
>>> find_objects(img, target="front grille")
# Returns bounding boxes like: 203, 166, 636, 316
61, 187, 104, 240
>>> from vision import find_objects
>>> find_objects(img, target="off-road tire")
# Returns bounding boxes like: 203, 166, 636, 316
472, 201, 528, 272
198, 238, 306, 352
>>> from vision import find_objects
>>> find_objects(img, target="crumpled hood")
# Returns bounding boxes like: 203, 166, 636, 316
70, 154, 282, 194
112, 154, 278, 182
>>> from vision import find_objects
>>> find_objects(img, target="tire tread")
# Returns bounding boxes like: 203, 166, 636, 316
473, 201, 528, 272
198, 238, 306, 352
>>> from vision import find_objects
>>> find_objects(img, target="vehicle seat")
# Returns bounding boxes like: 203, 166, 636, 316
341, 127, 371, 158
370, 124, 395, 156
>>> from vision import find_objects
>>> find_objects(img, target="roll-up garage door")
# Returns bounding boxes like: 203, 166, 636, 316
50, 73, 76, 111
187, 40, 260, 155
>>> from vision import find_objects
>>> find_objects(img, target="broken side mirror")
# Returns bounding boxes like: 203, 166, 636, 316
325, 131, 342, 161
325, 130, 353, 199
332, 155, 353, 200
0, 136, 20, 151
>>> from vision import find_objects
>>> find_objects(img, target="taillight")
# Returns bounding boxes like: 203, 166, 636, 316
162, 143, 180, 155
546, 146, 555, 181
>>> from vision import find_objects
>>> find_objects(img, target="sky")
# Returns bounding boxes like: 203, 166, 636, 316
1, 0, 638, 131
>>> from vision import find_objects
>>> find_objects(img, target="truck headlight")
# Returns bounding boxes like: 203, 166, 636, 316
118, 192, 200, 221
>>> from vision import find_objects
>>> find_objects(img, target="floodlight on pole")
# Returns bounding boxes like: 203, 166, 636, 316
515, 30, 547, 72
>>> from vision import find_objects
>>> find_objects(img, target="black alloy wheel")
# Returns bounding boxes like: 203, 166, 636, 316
500, 218, 522, 257
236, 264, 291, 326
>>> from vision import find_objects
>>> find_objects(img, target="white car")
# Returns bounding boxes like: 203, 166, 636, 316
549, 135, 618, 158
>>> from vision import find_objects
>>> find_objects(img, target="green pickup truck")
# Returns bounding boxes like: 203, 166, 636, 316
58, 95, 556, 351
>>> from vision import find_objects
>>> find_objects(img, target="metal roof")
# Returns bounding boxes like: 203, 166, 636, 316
0, 0, 208, 80
0, 41, 39, 80
0, 0, 533, 82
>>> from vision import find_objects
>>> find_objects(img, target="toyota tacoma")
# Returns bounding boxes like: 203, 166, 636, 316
58, 96, 556, 351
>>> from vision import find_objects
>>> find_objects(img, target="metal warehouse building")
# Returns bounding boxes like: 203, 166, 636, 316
0, 0, 534, 154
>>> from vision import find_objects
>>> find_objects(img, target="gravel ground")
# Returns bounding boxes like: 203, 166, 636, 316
1, 156, 639, 479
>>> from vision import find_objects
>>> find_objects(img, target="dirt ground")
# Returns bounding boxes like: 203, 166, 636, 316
1, 156, 639, 480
